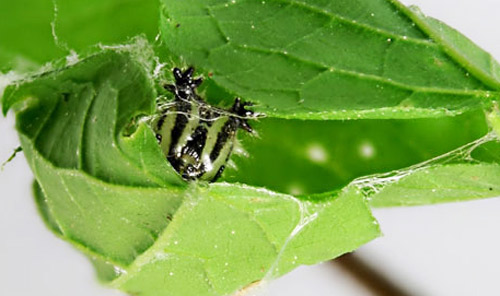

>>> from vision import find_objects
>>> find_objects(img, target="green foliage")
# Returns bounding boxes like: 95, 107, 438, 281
3, 47, 378, 295
0, 0, 158, 71
160, 0, 498, 119
2, 0, 500, 295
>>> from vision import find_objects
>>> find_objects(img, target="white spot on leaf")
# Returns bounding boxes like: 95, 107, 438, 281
307, 144, 328, 163
359, 141, 375, 159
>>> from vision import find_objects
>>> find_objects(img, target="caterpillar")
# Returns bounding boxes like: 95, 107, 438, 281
152, 67, 256, 182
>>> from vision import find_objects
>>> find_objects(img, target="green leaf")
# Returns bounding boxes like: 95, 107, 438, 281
160, 0, 499, 119
3, 47, 379, 296
366, 131, 500, 207
392, 2, 500, 90
5, 0, 500, 295
111, 184, 378, 296
223, 110, 490, 195
368, 163, 500, 207
3, 45, 182, 187
0, 0, 159, 70
159, 0, 500, 207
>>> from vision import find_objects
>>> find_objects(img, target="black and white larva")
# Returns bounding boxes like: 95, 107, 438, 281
152, 67, 256, 182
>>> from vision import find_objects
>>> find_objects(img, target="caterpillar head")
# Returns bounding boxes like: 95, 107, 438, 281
164, 67, 203, 99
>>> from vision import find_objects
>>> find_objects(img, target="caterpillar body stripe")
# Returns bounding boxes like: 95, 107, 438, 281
153, 67, 255, 182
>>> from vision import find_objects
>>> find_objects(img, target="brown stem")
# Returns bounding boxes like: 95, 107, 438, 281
333, 253, 416, 296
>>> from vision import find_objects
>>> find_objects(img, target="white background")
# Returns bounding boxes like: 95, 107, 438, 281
2, 0, 500, 295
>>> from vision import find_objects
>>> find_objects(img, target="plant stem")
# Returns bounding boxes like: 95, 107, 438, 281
333, 253, 416, 296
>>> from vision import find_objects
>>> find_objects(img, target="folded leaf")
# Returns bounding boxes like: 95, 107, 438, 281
4, 47, 379, 296
4, 0, 500, 295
